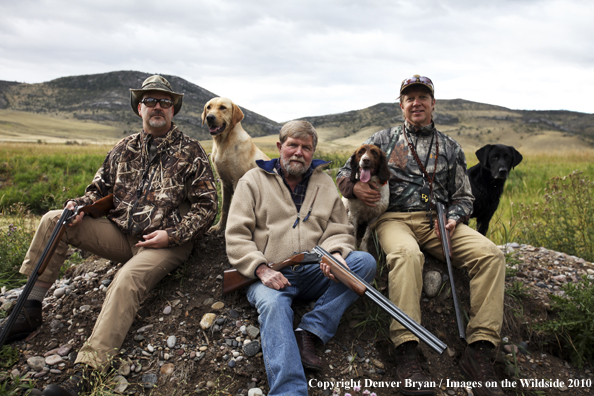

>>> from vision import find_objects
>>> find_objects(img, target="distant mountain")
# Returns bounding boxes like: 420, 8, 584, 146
297, 99, 594, 151
1, 71, 593, 151
0, 71, 281, 141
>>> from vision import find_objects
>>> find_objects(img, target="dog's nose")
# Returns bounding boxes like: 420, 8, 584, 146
206, 114, 216, 123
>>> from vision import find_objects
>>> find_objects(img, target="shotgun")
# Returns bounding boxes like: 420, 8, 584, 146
222, 252, 321, 295
312, 245, 447, 355
435, 201, 466, 341
0, 194, 114, 348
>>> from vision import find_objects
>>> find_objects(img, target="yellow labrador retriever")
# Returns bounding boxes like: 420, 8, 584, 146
202, 97, 270, 234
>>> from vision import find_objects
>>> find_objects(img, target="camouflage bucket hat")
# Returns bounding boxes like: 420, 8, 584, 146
130, 75, 184, 117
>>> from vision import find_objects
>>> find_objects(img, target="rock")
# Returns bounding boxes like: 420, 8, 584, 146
57, 345, 72, 356
118, 362, 131, 377
160, 363, 175, 375
53, 288, 66, 298
228, 360, 236, 368
163, 306, 172, 315
203, 298, 214, 306
200, 313, 217, 329
45, 355, 64, 366
248, 388, 263, 396
79, 305, 91, 312
147, 344, 155, 353
243, 340, 261, 357
423, 270, 443, 298
517, 341, 529, 354
27, 356, 46, 372
167, 335, 177, 348
211, 301, 225, 310
142, 372, 158, 388
136, 324, 153, 333
113, 375, 129, 393
206, 381, 216, 388
371, 358, 384, 369
503, 344, 519, 355
228, 309, 239, 318
246, 325, 260, 339
134, 335, 145, 342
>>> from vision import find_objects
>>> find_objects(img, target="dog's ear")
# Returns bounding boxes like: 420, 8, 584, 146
349, 153, 359, 183
475, 145, 492, 167
378, 150, 391, 184
511, 147, 523, 169
230, 103, 245, 129
201, 102, 209, 125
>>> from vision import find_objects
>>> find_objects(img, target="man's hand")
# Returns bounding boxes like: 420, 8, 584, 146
256, 265, 291, 290
136, 230, 170, 249
320, 252, 349, 282
435, 218, 457, 239
66, 201, 84, 227
353, 181, 382, 207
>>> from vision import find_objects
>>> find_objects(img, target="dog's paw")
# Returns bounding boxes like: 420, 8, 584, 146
208, 223, 225, 235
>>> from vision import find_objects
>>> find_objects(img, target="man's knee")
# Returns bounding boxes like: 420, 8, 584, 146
385, 245, 424, 271
346, 251, 377, 281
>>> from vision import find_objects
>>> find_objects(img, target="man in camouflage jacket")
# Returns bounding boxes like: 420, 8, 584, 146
337, 75, 505, 396
3, 75, 217, 396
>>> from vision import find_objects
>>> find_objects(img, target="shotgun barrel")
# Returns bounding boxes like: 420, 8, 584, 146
312, 245, 447, 354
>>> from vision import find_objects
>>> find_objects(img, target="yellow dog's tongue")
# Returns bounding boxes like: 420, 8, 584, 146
360, 169, 371, 183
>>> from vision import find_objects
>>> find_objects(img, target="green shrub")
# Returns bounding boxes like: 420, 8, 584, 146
516, 171, 594, 261
534, 275, 594, 368
0, 204, 36, 289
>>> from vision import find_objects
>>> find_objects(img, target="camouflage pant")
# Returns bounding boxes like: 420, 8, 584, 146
374, 211, 505, 348
20, 210, 193, 370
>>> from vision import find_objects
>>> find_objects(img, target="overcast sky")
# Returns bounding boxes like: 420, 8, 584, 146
1, 0, 592, 122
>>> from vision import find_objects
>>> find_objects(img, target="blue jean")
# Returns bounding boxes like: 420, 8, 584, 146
246, 251, 376, 396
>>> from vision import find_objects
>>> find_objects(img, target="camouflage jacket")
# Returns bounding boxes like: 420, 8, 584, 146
337, 121, 474, 223
72, 124, 218, 246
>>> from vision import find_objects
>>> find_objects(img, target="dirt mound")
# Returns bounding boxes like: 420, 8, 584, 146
2, 235, 593, 395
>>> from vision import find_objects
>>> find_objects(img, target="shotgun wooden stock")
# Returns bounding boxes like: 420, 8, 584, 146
222, 252, 322, 295
0, 194, 114, 348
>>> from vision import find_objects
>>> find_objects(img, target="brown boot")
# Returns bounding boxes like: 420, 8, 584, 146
295, 330, 322, 371
42, 364, 94, 396
459, 341, 505, 396
394, 342, 435, 395
0, 300, 42, 343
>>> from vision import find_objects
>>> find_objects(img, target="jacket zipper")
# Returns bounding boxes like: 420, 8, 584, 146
127, 139, 159, 232
292, 186, 319, 228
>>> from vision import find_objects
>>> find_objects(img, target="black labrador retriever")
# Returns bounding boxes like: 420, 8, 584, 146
467, 144, 523, 235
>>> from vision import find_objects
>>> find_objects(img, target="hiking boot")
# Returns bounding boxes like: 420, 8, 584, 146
394, 342, 435, 395
295, 330, 322, 371
459, 341, 505, 396
0, 300, 42, 343
42, 364, 94, 396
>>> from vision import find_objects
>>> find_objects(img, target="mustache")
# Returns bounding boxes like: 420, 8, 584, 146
150, 110, 164, 117
288, 156, 305, 164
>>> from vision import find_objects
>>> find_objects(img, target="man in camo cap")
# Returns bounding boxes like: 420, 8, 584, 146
1, 75, 218, 396
337, 75, 506, 396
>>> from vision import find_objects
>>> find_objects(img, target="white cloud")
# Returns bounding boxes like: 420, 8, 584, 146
0, 0, 592, 121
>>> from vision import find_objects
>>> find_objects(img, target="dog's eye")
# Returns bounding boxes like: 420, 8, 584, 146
219, 106, 227, 110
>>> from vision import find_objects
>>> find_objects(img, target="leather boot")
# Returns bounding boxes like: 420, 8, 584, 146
42, 364, 94, 396
459, 341, 505, 396
294, 330, 322, 371
0, 300, 42, 343
394, 341, 435, 395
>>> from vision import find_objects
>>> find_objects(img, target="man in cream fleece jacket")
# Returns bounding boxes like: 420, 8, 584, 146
225, 120, 376, 396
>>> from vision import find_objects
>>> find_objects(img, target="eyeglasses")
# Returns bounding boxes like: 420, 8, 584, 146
140, 97, 174, 108
400, 75, 434, 91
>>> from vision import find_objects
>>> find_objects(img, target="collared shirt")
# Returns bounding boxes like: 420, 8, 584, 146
274, 160, 314, 213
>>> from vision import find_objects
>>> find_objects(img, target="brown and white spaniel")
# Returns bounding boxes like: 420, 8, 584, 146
342, 144, 391, 252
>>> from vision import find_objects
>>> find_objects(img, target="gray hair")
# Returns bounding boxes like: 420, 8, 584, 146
279, 120, 318, 149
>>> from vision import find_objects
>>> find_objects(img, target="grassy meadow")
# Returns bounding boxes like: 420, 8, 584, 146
2, 141, 593, 245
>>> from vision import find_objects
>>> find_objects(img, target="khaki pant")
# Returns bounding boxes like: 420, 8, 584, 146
20, 210, 193, 370
375, 211, 505, 348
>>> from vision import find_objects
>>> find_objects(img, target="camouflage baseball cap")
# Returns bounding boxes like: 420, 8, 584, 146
400, 74, 434, 95
130, 75, 184, 117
